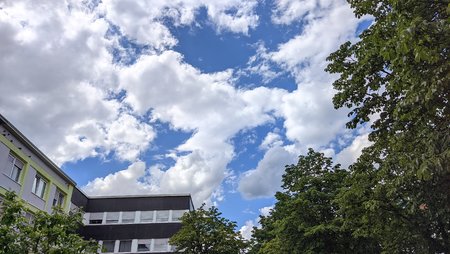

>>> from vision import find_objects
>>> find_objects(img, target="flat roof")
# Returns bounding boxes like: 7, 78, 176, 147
87, 193, 192, 199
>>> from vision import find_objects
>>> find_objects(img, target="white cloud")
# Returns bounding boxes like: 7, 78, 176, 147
272, 0, 333, 25
0, 0, 271, 205
100, 0, 259, 49
67, 49, 287, 205
239, 220, 255, 240
239, 205, 273, 240
259, 132, 283, 150
104, 114, 156, 161
238, 145, 297, 199
335, 133, 371, 168
1, 0, 370, 208
269, 0, 367, 148
236, 0, 368, 199
101, 0, 178, 50
205, 0, 259, 34
259, 205, 273, 217
116, 50, 288, 205
83, 161, 156, 195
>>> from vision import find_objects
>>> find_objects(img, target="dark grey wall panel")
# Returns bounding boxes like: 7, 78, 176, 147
85, 196, 191, 212
71, 187, 89, 209
82, 223, 182, 240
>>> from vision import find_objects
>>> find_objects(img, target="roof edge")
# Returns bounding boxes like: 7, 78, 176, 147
86, 193, 193, 199
0, 114, 77, 186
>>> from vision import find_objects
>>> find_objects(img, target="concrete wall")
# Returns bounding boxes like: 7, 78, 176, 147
0, 142, 21, 193
0, 125, 74, 212
0, 125, 70, 188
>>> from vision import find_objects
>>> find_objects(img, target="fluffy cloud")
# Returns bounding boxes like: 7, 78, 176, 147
100, 0, 259, 49
335, 133, 371, 168
239, 220, 255, 240
238, 143, 297, 199
83, 161, 153, 195
272, 0, 334, 25
236, 0, 368, 198
0, 0, 148, 164
1, 0, 370, 208
259, 131, 283, 150
0, 0, 266, 205
110, 51, 286, 205
239, 205, 273, 239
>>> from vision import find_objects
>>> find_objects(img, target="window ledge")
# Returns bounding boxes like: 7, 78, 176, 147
30, 192, 46, 201
2, 173, 21, 186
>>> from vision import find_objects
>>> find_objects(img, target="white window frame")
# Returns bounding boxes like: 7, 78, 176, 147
52, 189, 65, 207
153, 238, 170, 252
137, 239, 151, 252
101, 240, 115, 253
118, 240, 132, 253
7, 153, 23, 182
105, 212, 119, 224
121, 211, 135, 224
32, 174, 47, 199
155, 210, 170, 222
89, 212, 104, 224
171, 210, 188, 222
140, 210, 154, 223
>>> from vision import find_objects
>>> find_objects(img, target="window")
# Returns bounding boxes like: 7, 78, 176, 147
121, 211, 135, 223
137, 239, 151, 252
153, 238, 169, 252
7, 153, 23, 182
52, 189, 65, 207
118, 240, 132, 252
140, 211, 154, 223
171, 210, 187, 222
155, 210, 169, 222
32, 174, 47, 199
89, 213, 103, 224
105, 212, 119, 224
101, 240, 115, 253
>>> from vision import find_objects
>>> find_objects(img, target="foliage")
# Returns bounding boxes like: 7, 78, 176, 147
169, 204, 247, 254
0, 191, 99, 254
326, 0, 450, 252
250, 149, 379, 254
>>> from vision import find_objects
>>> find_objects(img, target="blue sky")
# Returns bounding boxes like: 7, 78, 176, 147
0, 0, 372, 237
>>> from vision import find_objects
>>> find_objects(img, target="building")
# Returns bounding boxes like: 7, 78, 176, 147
0, 114, 76, 215
0, 114, 194, 253
72, 188, 194, 253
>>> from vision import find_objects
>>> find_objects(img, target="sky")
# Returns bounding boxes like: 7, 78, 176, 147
0, 0, 372, 238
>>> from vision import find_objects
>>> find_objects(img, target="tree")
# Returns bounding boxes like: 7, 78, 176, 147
0, 191, 31, 254
0, 191, 99, 254
326, 0, 450, 252
250, 149, 379, 254
169, 204, 247, 254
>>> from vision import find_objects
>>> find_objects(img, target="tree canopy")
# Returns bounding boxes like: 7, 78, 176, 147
0, 191, 98, 254
325, 0, 449, 252
169, 204, 247, 254
250, 149, 379, 254
251, 0, 449, 253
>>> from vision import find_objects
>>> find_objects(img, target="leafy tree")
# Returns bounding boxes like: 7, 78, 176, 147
0, 191, 31, 254
169, 204, 247, 254
0, 191, 99, 254
250, 149, 379, 254
326, 0, 450, 252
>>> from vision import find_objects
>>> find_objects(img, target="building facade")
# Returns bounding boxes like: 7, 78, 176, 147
72, 188, 194, 253
0, 114, 194, 253
0, 114, 75, 215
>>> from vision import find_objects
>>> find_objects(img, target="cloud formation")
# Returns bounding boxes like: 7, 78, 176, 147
0, 0, 369, 207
